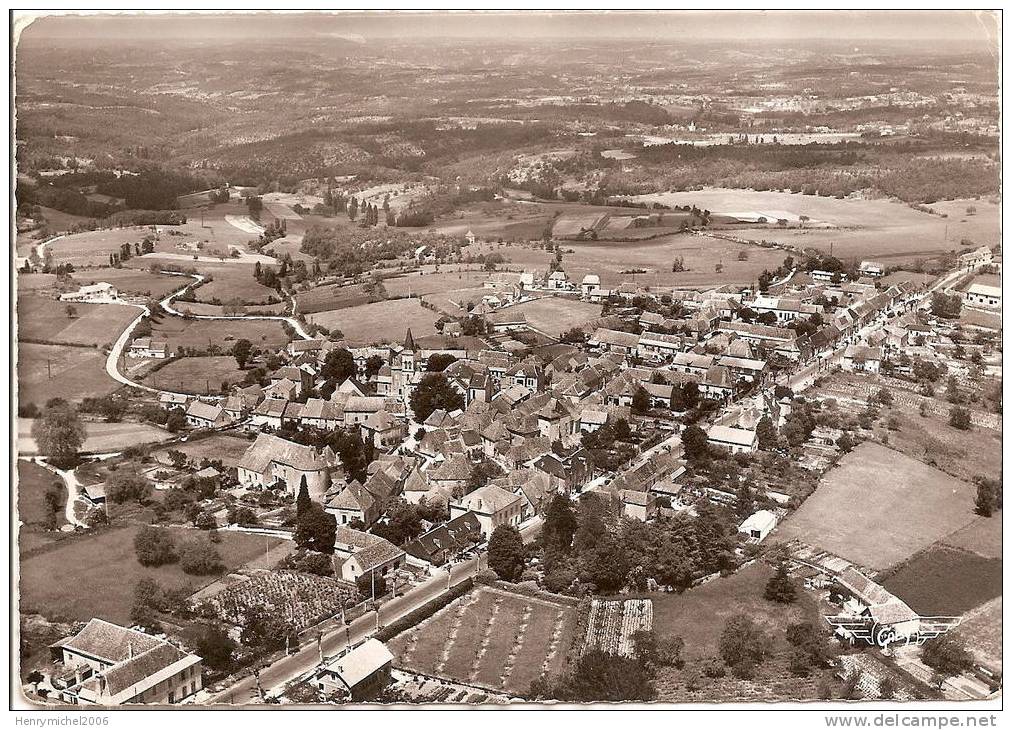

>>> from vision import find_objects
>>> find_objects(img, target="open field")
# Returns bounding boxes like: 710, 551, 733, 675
774, 443, 979, 571
17, 295, 139, 348
17, 419, 175, 455
382, 268, 490, 298
17, 342, 117, 406
69, 267, 188, 298
940, 515, 1002, 560
174, 300, 288, 317
881, 545, 1001, 616
45, 227, 157, 267
16, 273, 58, 291
150, 433, 254, 468
193, 268, 282, 305
308, 299, 440, 346
389, 587, 578, 696
16, 460, 66, 527
466, 235, 786, 289
960, 307, 1002, 331
148, 317, 290, 353
19, 525, 283, 624
627, 189, 999, 262
510, 297, 602, 337
951, 598, 1002, 671
140, 356, 250, 395
295, 283, 372, 315
422, 286, 493, 318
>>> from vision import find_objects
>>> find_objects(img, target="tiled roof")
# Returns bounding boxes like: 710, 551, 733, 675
60, 619, 162, 664
455, 484, 523, 514
238, 433, 332, 473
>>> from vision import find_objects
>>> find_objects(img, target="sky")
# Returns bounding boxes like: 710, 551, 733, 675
16, 10, 1000, 46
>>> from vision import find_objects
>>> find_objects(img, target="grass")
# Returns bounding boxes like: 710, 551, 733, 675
295, 283, 372, 315
140, 356, 249, 395
17, 419, 175, 456
148, 316, 290, 353
382, 268, 490, 298
17, 342, 117, 407
18, 295, 140, 348
46, 227, 156, 266
16, 274, 59, 291
193, 268, 282, 305
959, 307, 1002, 331
880, 545, 1001, 616
19, 525, 284, 624
510, 297, 602, 337
17, 460, 66, 527
150, 433, 254, 468
951, 597, 1001, 671
941, 515, 1002, 559
774, 442, 979, 571
422, 286, 494, 317
70, 268, 189, 298
307, 298, 441, 346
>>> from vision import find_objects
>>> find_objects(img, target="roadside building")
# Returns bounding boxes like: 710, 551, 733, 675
316, 639, 393, 701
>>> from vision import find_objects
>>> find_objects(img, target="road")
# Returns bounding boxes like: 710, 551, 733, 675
19, 453, 117, 528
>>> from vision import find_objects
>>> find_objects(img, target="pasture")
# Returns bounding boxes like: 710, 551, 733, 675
389, 587, 578, 696
191, 268, 282, 305
941, 515, 1002, 560
308, 299, 440, 346
44, 227, 154, 267
423, 286, 494, 318
510, 297, 602, 337
16, 460, 66, 527
295, 283, 372, 315
174, 300, 288, 317
382, 268, 491, 298
17, 342, 117, 406
951, 598, 1002, 671
881, 545, 1001, 616
773, 443, 979, 571
148, 316, 291, 353
17, 295, 139, 348
19, 525, 283, 624
70, 267, 188, 299
16, 273, 58, 292
140, 356, 250, 395
17, 419, 174, 456
628, 189, 999, 262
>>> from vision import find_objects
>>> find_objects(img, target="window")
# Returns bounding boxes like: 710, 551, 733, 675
168, 690, 175, 704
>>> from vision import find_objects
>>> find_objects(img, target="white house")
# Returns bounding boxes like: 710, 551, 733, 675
128, 338, 168, 359
59, 282, 118, 302
706, 424, 758, 455
316, 639, 393, 701
449, 484, 528, 538
738, 509, 779, 542
842, 344, 883, 374
858, 261, 885, 278
580, 273, 601, 298
184, 401, 229, 429
964, 283, 1001, 309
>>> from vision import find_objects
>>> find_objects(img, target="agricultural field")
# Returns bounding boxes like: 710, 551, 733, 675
422, 286, 493, 318
17, 295, 139, 348
16, 460, 66, 528
960, 307, 1002, 331
389, 587, 579, 696
69, 267, 188, 299
881, 545, 1001, 616
295, 282, 372, 315
941, 515, 1002, 560
382, 268, 491, 298
951, 597, 1002, 672
16, 273, 58, 291
148, 316, 291, 353
17, 342, 117, 407
308, 299, 440, 346
140, 356, 250, 395
174, 300, 289, 317
510, 297, 602, 337
17, 419, 174, 456
150, 433, 254, 469
628, 189, 1000, 262
44, 227, 161, 267
19, 525, 284, 624
191, 266, 283, 305
773, 443, 979, 571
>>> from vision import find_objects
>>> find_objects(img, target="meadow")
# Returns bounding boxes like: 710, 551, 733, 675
149, 433, 254, 469
773, 442, 979, 571
17, 342, 117, 406
307, 299, 440, 346
148, 317, 291, 353
509, 297, 603, 337
140, 355, 251, 395
17, 295, 139, 348
881, 545, 1001, 616
16, 460, 66, 527
70, 267, 189, 298
17, 419, 174, 456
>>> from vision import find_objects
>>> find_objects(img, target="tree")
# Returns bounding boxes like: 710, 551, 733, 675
232, 338, 253, 369
631, 386, 651, 415
921, 635, 973, 680
426, 353, 458, 372
64, 304, 78, 319
165, 409, 187, 433
542, 494, 578, 554
719, 614, 772, 672
106, 467, 152, 504
836, 432, 855, 453
975, 482, 996, 517
31, 401, 86, 467
488, 524, 525, 582
364, 355, 386, 379
554, 649, 655, 702
734, 483, 754, 520
875, 388, 893, 406
134, 526, 177, 567
294, 502, 337, 554
320, 348, 355, 383
296, 477, 312, 517
948, 406, 971, 430
681, 424, 710, 463
409, 372, 464, 423
756, 415, 778, 451
764, 562, 797, 604
179, 539, 225, 575
187, 625, 237, 673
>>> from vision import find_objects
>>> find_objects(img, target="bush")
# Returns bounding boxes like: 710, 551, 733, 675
374, 578, 473, 642
179, 540, 225, 576
280, 549, 335, 576
948, 407, 971, 430
134, 526, 177, 567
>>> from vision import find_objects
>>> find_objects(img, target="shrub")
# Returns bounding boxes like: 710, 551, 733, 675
134, 526, 177, 567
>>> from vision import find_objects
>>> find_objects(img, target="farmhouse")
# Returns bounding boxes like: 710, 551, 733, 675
486, 309, 528, 333
957, 246, 993, 270
858, 261, 885, 278
449, 484, 528, 538
128, 338, 168, 359
590, 328, 640, 356
184, 401, 229, 429
316, 639, 393, 701
59, 282, 118, 302
237, 433, 338, 500
842, 344, 883, 374
404, 512, 483, 566
751, 296, 822, 323
338, 536, 406, 585
547, 270, 572, 291
964, 283, 1001, 309
361, 410, 405, 449
50, 619, 202, 706
580, 273, 601, 298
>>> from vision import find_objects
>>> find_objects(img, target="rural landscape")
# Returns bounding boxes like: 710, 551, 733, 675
12, 10, 1002, 711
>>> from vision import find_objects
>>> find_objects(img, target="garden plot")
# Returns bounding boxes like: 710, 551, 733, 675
195, 569, 358, 632
583, 599, 653, 657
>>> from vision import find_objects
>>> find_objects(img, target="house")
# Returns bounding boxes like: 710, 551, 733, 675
579, 408, 609, 433
128, 338, 168, 359
287, 339, 325, 357
637, 332, 682, 362
486, 310, 527, 333
50, 619, 202, 706
59, 282, 118, 302
159, 392, 188, 408
811, 269, 841, 283
326, 480, 379, 527
404, 512, 483, 566
547, 270, 571, 290
184, 401, 229, 429
589, 328, 640, 356
337, 535, 406, 584
361, 410, 405, 449
449, 484, 528, 538
834, 568, 921, 646
621, 489, 657, 522
964, 283, 1001, 309
738, 509, 778, 542
237, 433, 337, 500
580, 273, 601, 298
957, 246, 993, 270
250, 397, 288, 430
858, 261, 885, 278
707, 424, 758, 455
842, 344, 883, 374
299, 398, 344, 430
316, 639, 393, 701
343, 396, 387, 426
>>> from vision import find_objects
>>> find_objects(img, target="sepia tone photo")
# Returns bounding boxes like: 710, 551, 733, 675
10, 9, 1002, 711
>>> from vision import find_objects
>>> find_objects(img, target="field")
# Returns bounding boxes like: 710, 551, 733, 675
17, 342, 116, 406
17, 295, 139, 347
466, 235, 786, 289
16, 273, 58, 291
627, 189, 1000, 261
68, 267, 188, 299
382, 268, 490, 298
951, 598, 1002, 671
148, 316, 290, 353
191, 267, 282, 305
45, 227, 159, 266
774, 443, 979, 571
389, 587, 579, 696
19, 525, 284, 624
174, 300, 288, 317
295, 283, 372, 315
941, 515, 1002, 559
17, 419, 174, 455
509, 297, 603, 337
140, 356, 250, 395
422, 286, 493, 318
150, 433, 254, 468
881, 545, 1001, 616
960, 307, 1002, 331
308, 299, 440, 346
16, 460, 66, 527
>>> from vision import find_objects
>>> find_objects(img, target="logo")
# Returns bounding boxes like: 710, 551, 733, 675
825, 614, 962, 649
